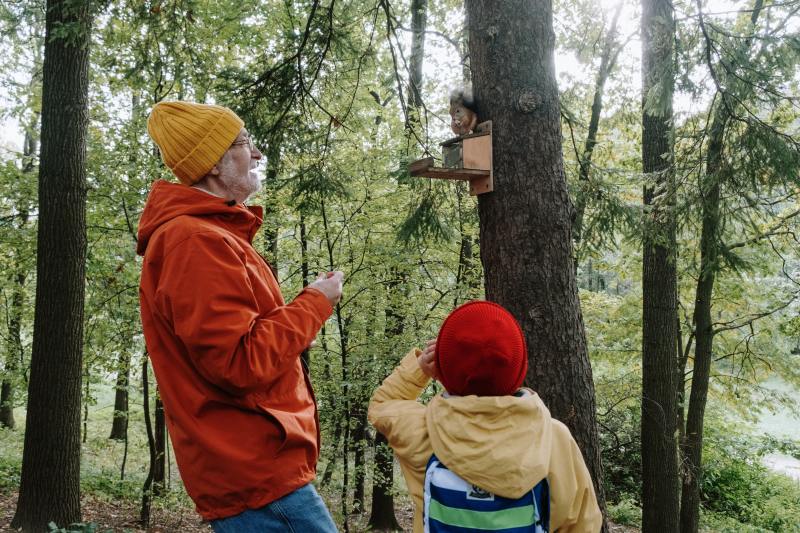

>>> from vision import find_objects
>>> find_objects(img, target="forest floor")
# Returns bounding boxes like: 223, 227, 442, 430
0, 489, 640, 532
0, 491, 208, 532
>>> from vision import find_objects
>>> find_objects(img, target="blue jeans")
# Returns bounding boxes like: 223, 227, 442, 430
210, 483, 338, 532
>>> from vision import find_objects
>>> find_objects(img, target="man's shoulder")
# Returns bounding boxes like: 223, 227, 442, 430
148, 215, 233, 253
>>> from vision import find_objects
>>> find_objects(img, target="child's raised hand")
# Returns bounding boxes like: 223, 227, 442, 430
418, 339, 439, 381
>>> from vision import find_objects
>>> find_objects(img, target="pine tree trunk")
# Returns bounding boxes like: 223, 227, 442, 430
465, 2, 607, 528
109, 351, 130, 441
640, 0, 680, 531
11, 0, 91, 529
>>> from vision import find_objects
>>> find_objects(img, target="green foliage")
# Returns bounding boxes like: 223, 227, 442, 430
0, 429, 22, 492
48, 522, 110, 533
700, 429, 800, 532
1, 0, 800, 531
607, 496, 641, 528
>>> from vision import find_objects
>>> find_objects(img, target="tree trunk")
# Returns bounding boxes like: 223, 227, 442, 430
408, 0, 427, 110
153, 394, 167, 496
367, 270, 406, 530
0, 381, 13, 429
573, 5, 623, 267
1, 121, 37, 431
11, 0, 91, 529
465, 1, 607, 528
300, 215, 311, 367
640, 0, 680, 531
1, 270, 26, 429
368, 432, 401, 531
262, 138, 281, 270
109, 351, 130, 441
141, 357, 155, 527
351, 405, 368, 514
680, 109, 725, 533
679, 6, 764, 531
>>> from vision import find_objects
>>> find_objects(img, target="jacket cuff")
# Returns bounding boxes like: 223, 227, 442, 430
299, 287, 335, 321
399, 348, 430, 388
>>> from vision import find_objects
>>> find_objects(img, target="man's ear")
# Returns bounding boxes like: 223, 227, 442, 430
208, 164, 220, 176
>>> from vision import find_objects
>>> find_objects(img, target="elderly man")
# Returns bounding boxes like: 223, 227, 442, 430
137, 101, 342, 532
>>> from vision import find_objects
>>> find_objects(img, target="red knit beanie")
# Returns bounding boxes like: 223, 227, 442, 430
435, 300, 528, 396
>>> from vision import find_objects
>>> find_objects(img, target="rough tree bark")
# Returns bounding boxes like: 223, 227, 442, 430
464, 1, 607, 528
11, 0, 91, 529
640, 0, 680, 530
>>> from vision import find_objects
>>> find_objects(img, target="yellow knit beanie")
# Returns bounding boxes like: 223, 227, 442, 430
147, 101, 244, 185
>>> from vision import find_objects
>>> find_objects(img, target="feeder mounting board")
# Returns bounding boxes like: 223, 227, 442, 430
409, 121, 493, 196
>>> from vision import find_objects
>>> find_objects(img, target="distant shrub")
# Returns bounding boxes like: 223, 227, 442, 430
701, 430, 800, 532
607, 496, 641, 527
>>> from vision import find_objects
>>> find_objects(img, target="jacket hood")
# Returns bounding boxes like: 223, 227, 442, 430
136, 180, 263, 256
425, 389, 553, 499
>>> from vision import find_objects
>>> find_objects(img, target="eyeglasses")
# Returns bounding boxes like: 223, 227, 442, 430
230, 136, 257, 151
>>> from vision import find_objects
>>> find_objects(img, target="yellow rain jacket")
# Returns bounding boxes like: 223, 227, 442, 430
368, 349, 602, 533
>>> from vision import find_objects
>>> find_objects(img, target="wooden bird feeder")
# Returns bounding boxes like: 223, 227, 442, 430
409, 121, 493, 196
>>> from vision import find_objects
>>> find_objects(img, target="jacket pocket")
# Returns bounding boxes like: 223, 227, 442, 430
254, 398, 317, 456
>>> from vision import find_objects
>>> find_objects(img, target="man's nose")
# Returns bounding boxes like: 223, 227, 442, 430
252, 146, 263, 159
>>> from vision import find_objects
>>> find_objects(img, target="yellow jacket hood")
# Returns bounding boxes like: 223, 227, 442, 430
426, 388, 552, 498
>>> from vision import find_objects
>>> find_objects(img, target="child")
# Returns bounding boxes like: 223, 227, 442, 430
368, 300, 602, 532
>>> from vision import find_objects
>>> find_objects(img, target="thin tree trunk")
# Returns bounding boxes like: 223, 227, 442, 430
320, 419, 342, 487
368, 432, 401, 531
153, 394, 167, 496
640, 0, 680, 530
368, 270, 406, 530
680, 5, 763, 530
351, 406, 368, 514
408, 0, 427, 111
680, 110, 724, 533
109, 351, 130, 441
1, 270, 26, 429
11, 0, 91, 528
82, 367, 90, 443
465, 2, 607, 529
1, 122, 37, 430
300, 215, 311, 367
262, 138, 281, 270
573, 5, 623, 268
141, 357, 155, 527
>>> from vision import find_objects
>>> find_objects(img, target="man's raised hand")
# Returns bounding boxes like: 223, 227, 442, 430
308, 271, 344, 306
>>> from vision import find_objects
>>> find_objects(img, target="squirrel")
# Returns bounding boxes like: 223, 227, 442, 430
449, 89, 478, 136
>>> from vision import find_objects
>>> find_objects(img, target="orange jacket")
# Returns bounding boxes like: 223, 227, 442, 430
137, 180, 332, 520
